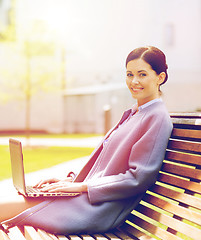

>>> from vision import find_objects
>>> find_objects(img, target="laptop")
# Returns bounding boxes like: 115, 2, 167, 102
9, 138, 80, 198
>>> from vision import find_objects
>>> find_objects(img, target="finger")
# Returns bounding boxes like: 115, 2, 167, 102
41, 182, 73, 192
63, 177, 74, 182
34, 178, 59, 188
48, 187, 67, 193
40, 182, 64, 192
34, 180, 47, 188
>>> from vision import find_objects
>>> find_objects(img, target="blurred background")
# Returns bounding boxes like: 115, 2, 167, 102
0, 0, 201, 135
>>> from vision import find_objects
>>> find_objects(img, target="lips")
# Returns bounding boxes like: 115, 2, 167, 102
131, 87, 144, 92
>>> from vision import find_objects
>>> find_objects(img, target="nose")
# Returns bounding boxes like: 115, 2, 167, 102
131, 77, 140, 85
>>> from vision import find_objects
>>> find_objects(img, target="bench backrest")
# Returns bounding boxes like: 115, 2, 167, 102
119, 113, 201, 240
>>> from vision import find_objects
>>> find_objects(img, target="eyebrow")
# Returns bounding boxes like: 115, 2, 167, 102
126, 70, 147, 73
138, 70, 147, 73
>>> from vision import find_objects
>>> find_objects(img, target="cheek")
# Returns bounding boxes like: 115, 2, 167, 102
126, 78, 130, 87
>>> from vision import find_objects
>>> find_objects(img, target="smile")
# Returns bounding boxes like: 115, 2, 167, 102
131, 87, 144, 92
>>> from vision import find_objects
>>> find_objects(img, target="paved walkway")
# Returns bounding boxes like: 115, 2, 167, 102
0, 136, 103, 195
0, 136, 103, 147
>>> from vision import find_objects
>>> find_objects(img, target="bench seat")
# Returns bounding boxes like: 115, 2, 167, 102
1, 113, 201, 240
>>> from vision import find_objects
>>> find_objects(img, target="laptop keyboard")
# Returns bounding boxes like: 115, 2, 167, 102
25, 185, 80, 197
26, 186, 43, 194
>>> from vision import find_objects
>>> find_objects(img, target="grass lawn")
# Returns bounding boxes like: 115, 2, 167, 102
0, 145, 94, 181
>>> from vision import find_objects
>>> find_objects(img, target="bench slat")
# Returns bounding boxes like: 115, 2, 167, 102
112, 228, 137, 240
24, 226, 43, 240
104, 232, 122, 240
0, 230, 10, 240
119, 223, 150, 240
68, 235, 82, 240
162, 162, 201, 181
92, 233, 110, 240
37, 229, 54, 240
158, 172, 201, 194
7, 227, 25, 240
150, 184, 201, 210
168, 139, 201, 153
143, 194, 201, 225
171, 118, 201, 126
133, 203, 201, 239
170, 112, 201, 118
56, 235, 69, 240
48, 232, 59, 240
171, 128, 201, 140
125, 215, 180, 240
165, 149, 201, 166
80, 234, 95, 240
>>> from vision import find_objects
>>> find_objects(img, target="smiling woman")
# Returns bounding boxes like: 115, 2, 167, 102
126, 46, 168, 107
0, 46, 173, 236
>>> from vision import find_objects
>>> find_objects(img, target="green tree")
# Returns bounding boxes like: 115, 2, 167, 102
0, 9, 62, 141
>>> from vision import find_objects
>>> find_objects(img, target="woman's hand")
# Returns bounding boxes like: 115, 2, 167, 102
40, 181, 88, 193
34, 177, 73, 189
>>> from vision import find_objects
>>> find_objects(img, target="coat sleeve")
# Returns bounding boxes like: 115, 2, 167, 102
87, 112, 173, 204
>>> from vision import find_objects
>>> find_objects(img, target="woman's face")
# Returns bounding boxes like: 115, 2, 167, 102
126, 58, 165, 107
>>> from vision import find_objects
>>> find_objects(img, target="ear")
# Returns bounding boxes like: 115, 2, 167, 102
158, 72, 166, 85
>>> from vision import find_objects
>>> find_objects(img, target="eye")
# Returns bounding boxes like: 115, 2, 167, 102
139, 73, 146, 77
127, 73, 133, 77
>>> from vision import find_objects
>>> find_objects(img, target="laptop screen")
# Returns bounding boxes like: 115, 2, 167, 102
9, 138, 26, 195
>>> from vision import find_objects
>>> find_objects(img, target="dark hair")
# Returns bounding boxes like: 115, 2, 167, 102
126, 46, 168, 87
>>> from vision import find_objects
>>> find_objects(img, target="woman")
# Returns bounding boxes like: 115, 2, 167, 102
1, 46, 173, 234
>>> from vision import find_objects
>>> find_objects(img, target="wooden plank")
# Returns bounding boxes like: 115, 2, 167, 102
37, 229, 54, 240
171, 118, 198, 126
171, 117, 201, 126
143, 194, 201, 225
0, 230, 10, 240
92, 233, 109, 240
24, 226, 43, 240
133, 204, 201, 239
162, 162, 201, 181
165, 150, 201, 165
7, 227, 25, 240
104, 232, 122, 240
68, 235, 82, 240
119, 223, 149, 240
170, 113, 201, 118
168, 139, 201, 153
158, 172, 201, 194
57, 235, 69, 240
48, 233, 59, 240
80, 235, 95, 240
171, 128, 201, 140
150, 184, 201, 210
112, 228, 138, 240
125, 215, 180, 240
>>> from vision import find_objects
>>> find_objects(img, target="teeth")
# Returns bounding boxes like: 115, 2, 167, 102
132, 88, 143, 90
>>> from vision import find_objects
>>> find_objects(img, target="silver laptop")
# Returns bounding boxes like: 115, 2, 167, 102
9, 138, 80, 198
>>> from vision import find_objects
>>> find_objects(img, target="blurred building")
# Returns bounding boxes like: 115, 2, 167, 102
0, 0, 201, 134
0, 0, 10, 29
63, 83, 133, 133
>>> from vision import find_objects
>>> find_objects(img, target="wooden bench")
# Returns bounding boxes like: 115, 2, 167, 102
1, 112, 201, 240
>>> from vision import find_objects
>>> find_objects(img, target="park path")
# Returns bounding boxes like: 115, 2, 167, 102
0, 136, 103, 147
